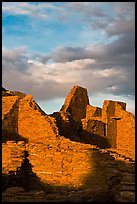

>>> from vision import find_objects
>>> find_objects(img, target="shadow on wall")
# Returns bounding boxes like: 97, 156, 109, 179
2, 129, 28, 143
78, 130, 110, 149
62, 131, 111, 149
57, 127, 110, 149
2, 150, 46, 193
3, 148, 134, 202
51, 112, 110, 149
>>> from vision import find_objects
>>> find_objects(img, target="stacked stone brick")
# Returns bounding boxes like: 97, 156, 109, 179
2, 141, 25, 174
82, 105, 105, 137
2, 85, 135, 202
18, 94, 59, 142
58, 86, 135, 159
2, 93, 59, 143
102, 100, 135, 159
50, 111, 78, 138
60, 85, 89, 121
2, 143, 135, 202
2, 96, 19, 141
2, 85, 134, 158
26, 138, 93, 188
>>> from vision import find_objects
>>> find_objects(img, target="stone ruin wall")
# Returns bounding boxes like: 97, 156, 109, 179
50, 111, 78, 138
26, 139, 93, 188
101, 100, 135, 159
85, 105, 102, 119
60, 86, 89, 121
115, 103, 135, 159
101, 100, 118, 148
2, 96, 19, 141
2, 138, 95, 189
2, 141, 25, 175
3, 141, 135, 202
55, 86, 135, 159
2, 86, 135, 159
2, 93, 59, 143
81, 104, 105, 138
18, 94, 59, 143
2, 86, 135, 188
82, 119, 105, 138
80, 99, 135, 159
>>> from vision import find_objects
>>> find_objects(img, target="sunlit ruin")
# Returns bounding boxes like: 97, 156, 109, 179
2, 85, 135, 202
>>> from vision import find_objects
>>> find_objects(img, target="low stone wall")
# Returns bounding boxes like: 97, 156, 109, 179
2, 141, 135, 202
26, 138, 93, 188
2, 141, 25, 175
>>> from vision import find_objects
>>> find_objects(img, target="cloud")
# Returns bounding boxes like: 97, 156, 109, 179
2, 2, 135, 114
105, 18, 135, 37
109, 2, 135, 17
50, 32, 135, 71
66, 2, 109, 17
2, 48, 93, 99
49, 2, 134, 66
2, 45, 135, 102
2, 47, 29, 72
3, 2, 134, 25
51, 46, 91, 63
2, 2, 59, 19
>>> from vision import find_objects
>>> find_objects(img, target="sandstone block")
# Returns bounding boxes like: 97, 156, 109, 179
86, 105, 102, 119
60, 85, 89, 121
102, 100, 135, 159
82, 119, 105, 137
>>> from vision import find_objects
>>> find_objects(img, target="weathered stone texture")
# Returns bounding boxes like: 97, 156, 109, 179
2, 96, 19, 141
101, 100, 135, 159
2, 143, 135, 202
2, 87, 26, 98
18, 94, 59, 142
60, 86, 89, 121
85, 105, 102, 119
2, 86, 135, 159
2, 86, 135, 202
115, 104, 135, 159
26, 138, 93, 188
82, 119, 105, 137
102, 100, 122, 148
102, 100, 116, 123
50, 111, 78, 138
2, 141, 25, 174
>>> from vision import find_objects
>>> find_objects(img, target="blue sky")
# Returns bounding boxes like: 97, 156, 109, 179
2, 2, 135, 114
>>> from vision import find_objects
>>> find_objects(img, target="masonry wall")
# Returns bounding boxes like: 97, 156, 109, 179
2, 87, 135, 161
18, 94, 59, 142
2, 96, 19, 141
50, 111, 78, 138
26, 138, 93, 188
2, 86, 135, 203
101, 100, 135, 159
85, 105, 102, 119
82, 119, 105, 137
2, 139, 95, 188
102, 100, 118, 148
2, 141, 25, 175
115, 104, 135, 159
60, 86, 89, 121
